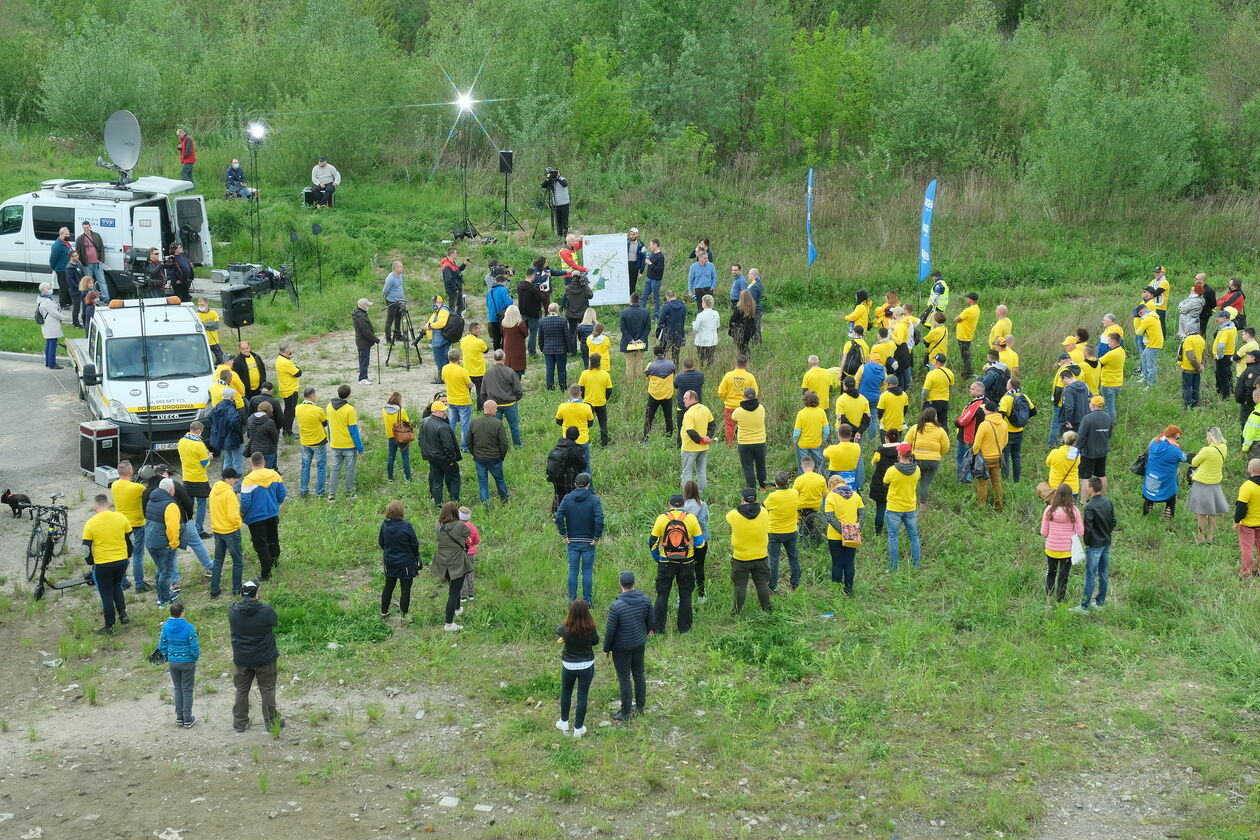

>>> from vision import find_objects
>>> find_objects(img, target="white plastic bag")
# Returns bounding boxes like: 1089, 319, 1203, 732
1070, 535, 1085, 566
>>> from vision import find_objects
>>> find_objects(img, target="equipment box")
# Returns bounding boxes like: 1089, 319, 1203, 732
80, 420, 119, 476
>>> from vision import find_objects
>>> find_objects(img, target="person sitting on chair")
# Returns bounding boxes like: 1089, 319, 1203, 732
226, 159, 258, 199
310, 156, 340, 207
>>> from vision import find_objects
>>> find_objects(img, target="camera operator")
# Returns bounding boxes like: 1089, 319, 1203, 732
169, 243, 194, 302
441, 247, 470, 317
542, 168, 570, 237
144, 247, 170, 299
383, 261, 406, 343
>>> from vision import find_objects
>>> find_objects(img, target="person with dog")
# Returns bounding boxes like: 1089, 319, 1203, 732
82, 493, 132, 635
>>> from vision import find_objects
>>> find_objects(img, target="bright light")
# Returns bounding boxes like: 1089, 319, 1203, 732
455, 93, 474, 112
248, 122, 267, 140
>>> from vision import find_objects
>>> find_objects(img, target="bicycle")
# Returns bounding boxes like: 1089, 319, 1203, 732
25, 493, 69, 583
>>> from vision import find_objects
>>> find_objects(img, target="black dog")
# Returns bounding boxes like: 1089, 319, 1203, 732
2, 490, 31, 518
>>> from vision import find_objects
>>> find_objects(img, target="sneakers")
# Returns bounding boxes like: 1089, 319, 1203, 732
358, 378, 371, 385
555, 718, 570, 733
454, 606, 464, 617
203, 568, 212, 578
1068, 605, 1089, 614
443, 623, 463, 631
1090, 603, 1104, 611
234, 725, 248, 734
134, 582, 152, 593
611, 711, 630, 723
118, 613, 130, 625
182, 716, 197, 728
572, 725, 587, 738
94, 625, 115, 635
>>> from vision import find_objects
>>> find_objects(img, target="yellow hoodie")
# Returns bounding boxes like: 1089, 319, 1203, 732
209, 479, 242, 534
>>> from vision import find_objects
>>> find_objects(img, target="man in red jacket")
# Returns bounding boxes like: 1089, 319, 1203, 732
954, 380, 986, 483
559, 234, 587, 274
176, 129, 196, 184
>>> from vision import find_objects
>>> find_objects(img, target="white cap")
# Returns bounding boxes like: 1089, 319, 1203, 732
629, 227, 639, 234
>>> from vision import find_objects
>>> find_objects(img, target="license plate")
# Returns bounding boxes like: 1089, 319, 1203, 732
151, 441, 179, 451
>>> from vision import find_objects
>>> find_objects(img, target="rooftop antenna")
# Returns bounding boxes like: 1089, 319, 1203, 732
96, 110, 142, 187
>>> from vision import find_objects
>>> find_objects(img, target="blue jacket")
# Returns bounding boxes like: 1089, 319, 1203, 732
747, 279, 764, 313
858, 360, 885, 407
49, 236, 71, 272
538, 314, 570, 355
687, 261, 717, 295
629, 238, 646, 272
729, 273, 748, 303
226, 164, 247, 188
208, 400, 244, 451
379, 517, 420, 578
144, 488, 180, 549
382, 271, 404, 303
603, 588, 652, 652
239, 468, 287, 524
554, 487, 605, 541
658, 299, 687, 343
485, 283, 513, 323
1143, 438, 1187, 502
158, 617, 201, 662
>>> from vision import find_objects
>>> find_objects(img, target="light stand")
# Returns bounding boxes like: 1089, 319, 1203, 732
312, 222, 324, 294
246, 121, 268, 265
455, 115, 479, 240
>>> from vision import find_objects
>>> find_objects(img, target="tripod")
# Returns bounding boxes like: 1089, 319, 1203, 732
385, 303, 422, 370
454, 124, 479, 239
487, 169, 525, 232
531, 188, 555, 239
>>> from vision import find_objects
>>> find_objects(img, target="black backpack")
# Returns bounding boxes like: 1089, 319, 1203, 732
660, 512, 692, 562
841, 342, 864, 376
545, 445, 569, 483
441, 312, 465, 343
33, 302, 45, 325
1009, 392, 1032, 427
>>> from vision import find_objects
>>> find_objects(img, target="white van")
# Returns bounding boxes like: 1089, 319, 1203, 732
65, 297, 216, 453
0, 176, 213, 298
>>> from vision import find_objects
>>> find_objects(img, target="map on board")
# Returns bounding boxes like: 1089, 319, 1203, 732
580, 233, 631, 306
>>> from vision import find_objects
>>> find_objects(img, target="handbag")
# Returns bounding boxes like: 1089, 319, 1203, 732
392, 420, 415, 444
627, 340, 646, 351
840, 522, 862, 546
1035, 481, 1054, 502
1128, 451, 1148, 476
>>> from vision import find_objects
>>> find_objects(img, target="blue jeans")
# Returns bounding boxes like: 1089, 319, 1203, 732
127, 532, 148, 587
44, 337, 58, 367
500, 403, 522, 446
221, 446, 244, 477
194, 496, 208, 532
300, 443, 327, 495
448, 403, 472, 449
1181, 371, 1201, 407
1047, 404, 1062, 449
525, 317, 540, 355
767, 531, 800, 591
581, 442, 590, 470
1100, 385, 1119, 421
1082, 544, 1110, 608
147, 534, 176, 604
1140, 347, 1158, 385
329, 448, 358, 496
180, 520, 213, 572
84, 261, 108, 301
431, 337, 449, 370
796, 445, 824, 476
228, 184, 256, 199
886, 509, 920, 571
475, 458, 509, 503
1002, 430, 1023, 482
1135, 333, 1145, 354
544, 353, 567, 390
955, 437, 971, 482
643, 277, 662, 319
387, 439, 412, 480
212, 530, 244, 596
566, 541, 597, 603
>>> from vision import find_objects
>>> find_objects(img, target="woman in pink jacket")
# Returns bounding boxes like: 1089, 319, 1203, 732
1040, 483, 1084, 603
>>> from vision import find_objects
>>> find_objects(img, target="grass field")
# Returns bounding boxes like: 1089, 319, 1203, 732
2, 136, 1259, 836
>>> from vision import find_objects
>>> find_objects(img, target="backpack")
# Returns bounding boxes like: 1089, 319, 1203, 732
983, 367, 1009, 403
545, 445, 569, 483
841, 342, 864, 376
1009, 392, 1032, 427
441, 311, 465, 343
33, 302, 45, 325
660, 512, 692, 562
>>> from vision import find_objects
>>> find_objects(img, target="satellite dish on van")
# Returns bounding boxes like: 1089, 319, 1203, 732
104, 110, 142, 173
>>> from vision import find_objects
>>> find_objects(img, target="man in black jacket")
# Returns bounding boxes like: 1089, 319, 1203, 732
466, 400, 510, 504
1076, 396, 1112, 492
169, 243, 194, 302
546, 426, 587, 512
1059, 365, 1090, 434
1235, 347, 1260, 434
603, 570, 652, 722
231, 340, 268, 401
1074, 478, 1116, 613
538, 303, 571, 391
483, 351, 525, 446
229, 580, 282, 732
517, 269, 547, 356
564, 274, 594, 352
352, 298, 379, 385
619, 292, 652, 383
419, 402, 461, 507
657, 290, 687, 365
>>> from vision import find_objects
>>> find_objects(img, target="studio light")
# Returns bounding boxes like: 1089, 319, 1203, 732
455, 93, 474, 112
247, 121, 267, 144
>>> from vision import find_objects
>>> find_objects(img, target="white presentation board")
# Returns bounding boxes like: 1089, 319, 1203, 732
580, 233, 631, 306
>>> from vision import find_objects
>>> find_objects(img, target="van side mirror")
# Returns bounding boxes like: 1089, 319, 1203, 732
82, 363, 100, 386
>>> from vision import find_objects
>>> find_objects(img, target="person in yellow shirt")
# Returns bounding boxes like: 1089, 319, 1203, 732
585, 323, 614, 373
326, 384, 364, 501
1150, 265, 1170, 335
987, 304, 1012, 350
716, 355, 757, 445
196, 297, 224, 363
1233, 326, 1258, 378
442, 348, 475, 449
1234, 457, 1260, 577
996, 336, 1020, 376
920, 352, 954, 427
971, 401, 1010, 511
82, 493, 132, 632
177, 421, 212, 534
822, 419, 863, 488
844, 289, 871, 333
1046, 430, 1082, 496
110, 460, 148, 591
725, 487, 771, 613
800, 355, 836, 410
578, 355, 614, 448
649, 495, 706, 633
209, 469, 243, 597
763, 472, 801, 592
294, 386, 328, 497
920, 311, 948, 369
869, 329, 896, 373
1100, 313, 1124, 348
644, 345, 678, 441
794, 456, 829, 544
274, 341, 302, 437
732, 387, 768, 489
557, 384, 596, 465
882, 443, 921, 570
876, 375, 909, 432
211, 364, 246, 409
889, 306, 915, 389
904, 407, 950, 504
793, 391, 830, 474
997, 378, 1035, 482
842, 327, 870, 376
954, 292, 980, 378
1212, 309, 1238, 400
834, 379, 872, 476
1186, 428, 1228, 544
231, 340, 265, 399
460, 323, 490, 407
679, 390, 715, 492
1079, 345, 1101, 396
1136, 303, 1164, 386
1178, 324, 1207, 408
1097, 332, 1125, 419
382, 391, 413, 481
823, 474, 864, 594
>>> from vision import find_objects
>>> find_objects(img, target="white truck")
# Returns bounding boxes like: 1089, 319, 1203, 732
65, 298, 217, 453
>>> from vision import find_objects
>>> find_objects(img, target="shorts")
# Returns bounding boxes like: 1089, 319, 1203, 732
1080, 455, 1107, 479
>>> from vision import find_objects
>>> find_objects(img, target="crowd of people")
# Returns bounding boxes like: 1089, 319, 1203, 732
67, 234, 1260, 733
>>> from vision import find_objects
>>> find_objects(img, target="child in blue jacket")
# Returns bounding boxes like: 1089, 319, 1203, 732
158, 602, 201, 727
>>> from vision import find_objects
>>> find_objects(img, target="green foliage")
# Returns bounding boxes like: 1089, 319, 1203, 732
569, 46, 648, 157
271, 590, 392, 654
713, 614, 821, 683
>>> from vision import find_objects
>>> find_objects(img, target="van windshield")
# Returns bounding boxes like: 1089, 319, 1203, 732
106, 335, 212, 380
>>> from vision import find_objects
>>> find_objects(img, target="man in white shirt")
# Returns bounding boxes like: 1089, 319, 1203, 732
310, 156, 341, 206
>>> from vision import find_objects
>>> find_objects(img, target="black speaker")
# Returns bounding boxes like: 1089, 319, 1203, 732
498, 150, 514, 174
221, 284, 255, 329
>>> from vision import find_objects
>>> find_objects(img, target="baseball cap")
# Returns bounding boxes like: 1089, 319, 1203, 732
221, 468, 240, 479
241, 580, 259, 597
896, 443, 913, 457
740, 487, 758, 502
1061, 336, 1076, 346
669, 493, 684, 507
1143, 286, 1158, 296
619, 571, 636, 587
629, 227, 639, 234
996, 336, 1007, 347
1090, 395, 1105, 408
430, 401, 446, 413
933, 353, 947, 363
1065, 363, 1081, 376
1154, 265, 1165, 273
318, 155, 327, 162
358, 297, 371, 307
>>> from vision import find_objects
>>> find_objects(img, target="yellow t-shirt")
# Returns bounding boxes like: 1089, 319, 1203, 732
731, 404, 766, 444
801, 367, 835, 407
1045, 446, 1081, 494
242, 354, 262, 390
110, 478, 146, 527
725, 506, 770, 561
877, 390, 909, 431
197, 308, 220, 347
988, 317, 1012, 348
955, 305, 980, 342
327, 401, 359, 449
579, 368, 613, 407
844, 302, 870, 330
650, 510, 703, 558
1237, 478, 1260, 526
460, 334, 489, 377
1137, 312, 1164, 349
922, 367, 954, 402
794, 406, 828, 449
763, 488, 801, 534
793, 472, 827, 511
215, 363, 246, 396
274, 354, 301, 398
586, 335, 613, 371
382, 407, 410, 440
1214, 325, 1238, 360
998, 349, 1020, 371
1078, 358, 1101, 394
822, 441, 861, 473
998, 391, 1036, 433
556, 400, 595, 444
177, 435, 210, 484
1099, 347, 1126, 387
870, 339, 896, 365
717, 369, 758, 409
1235, 339, 1259, 376
295, 400, 328, 446
1103, 323, 1124, 344
81, 510, 132, 564
1179, 333, 1207, 371
892, 318, 911, 346
922, 324, 948, 358
1190, 443, 1227, 485
1152, 277, 1169, 311
680, 403, 714, 452
904, 423, 950, 461
883, 465, 921, 513
824, 490, 864, 544
442, 362, 474, 406
834, 393, 870, 433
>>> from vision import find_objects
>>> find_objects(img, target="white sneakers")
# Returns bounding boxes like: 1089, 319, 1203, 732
443, 622, 462, 631
358, 378, 371, 385
454, 606, 464, 617
555, 718, 569, 733
572, 725, 587, 738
